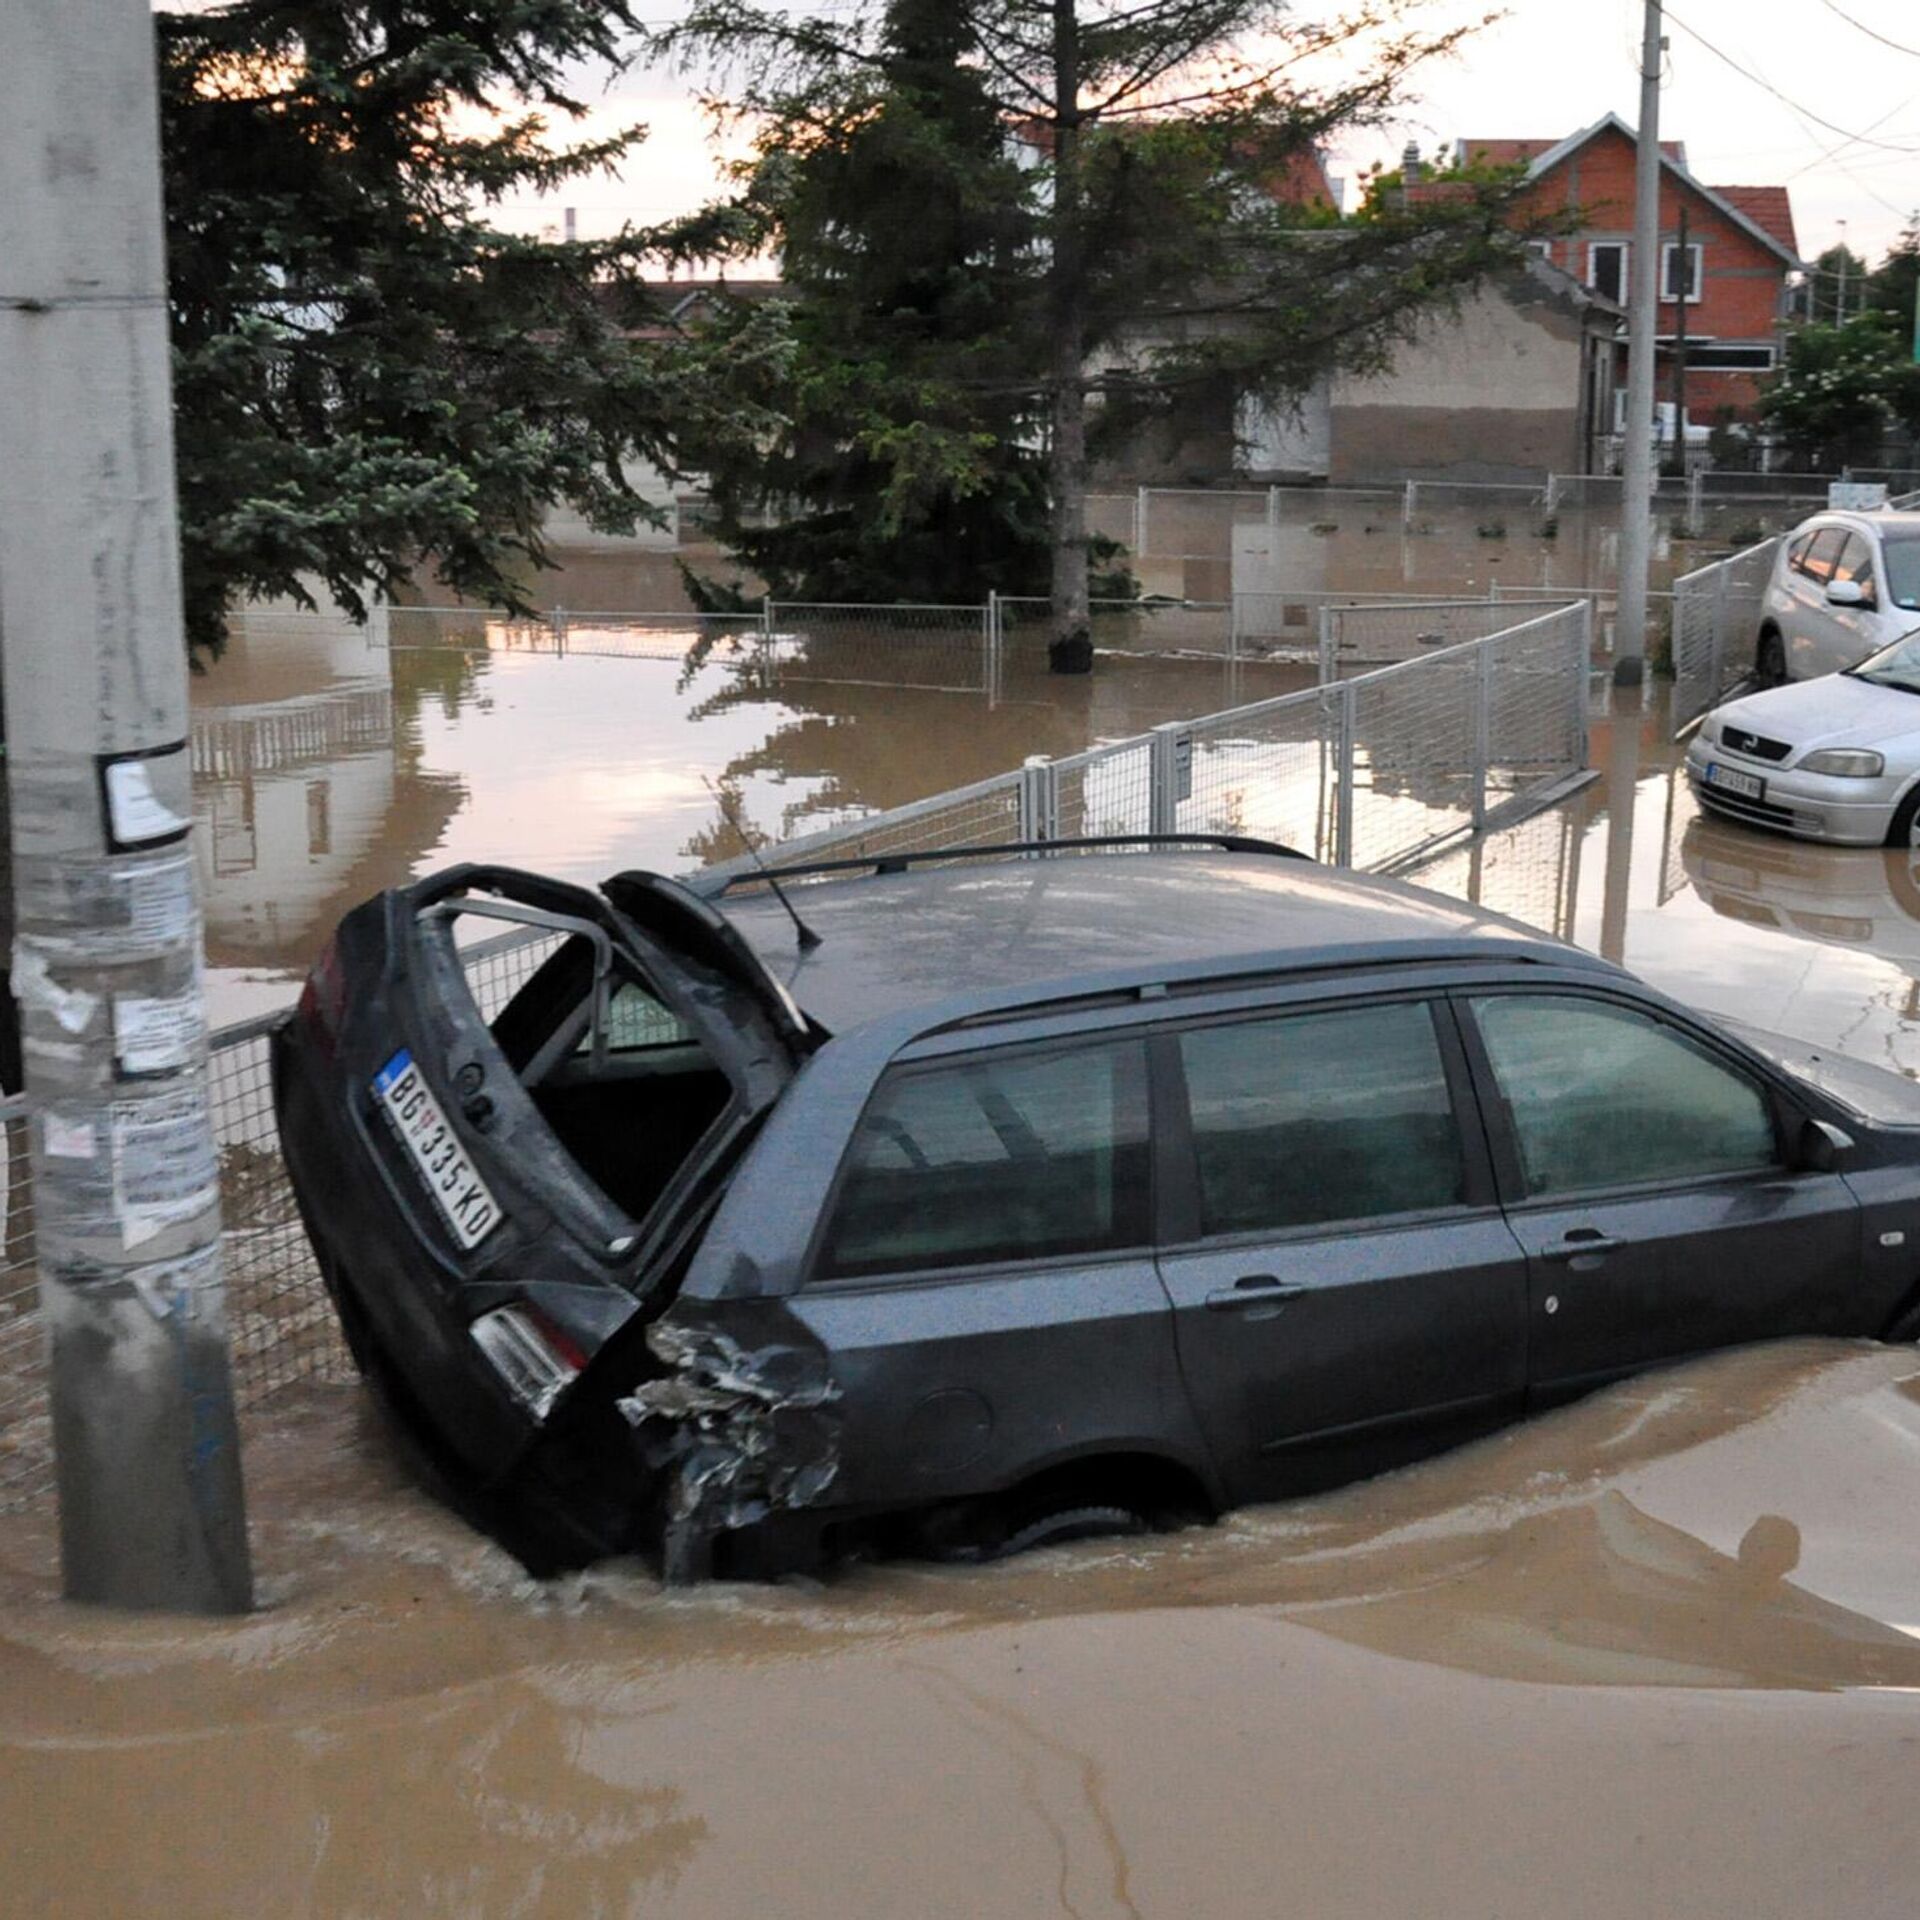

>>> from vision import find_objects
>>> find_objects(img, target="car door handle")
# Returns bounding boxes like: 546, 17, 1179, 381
1205, 1274, 1307, 1311
1540, 1229, 1624, 1263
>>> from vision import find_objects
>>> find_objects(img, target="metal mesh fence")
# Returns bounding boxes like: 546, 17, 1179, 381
767, 603, 992, 693
1053, 738, 1156, 840
1485, 608, 1591, 799
0, 1104, 43, 1507
1670, 536, 1783, 735
1322, 600, 1552, 673
711, 770, 1030, 886
556, 612, 763, 663
1344, 649, 1481, 871
997, 595, 1239, 658
1176, 685, 1332, 856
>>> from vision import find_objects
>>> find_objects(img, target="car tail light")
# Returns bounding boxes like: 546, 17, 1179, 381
296, 934, 347, 1053
470, 1305, 587, 1421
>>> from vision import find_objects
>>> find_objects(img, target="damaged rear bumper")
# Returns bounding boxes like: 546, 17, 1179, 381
618, 1311, 842, 1583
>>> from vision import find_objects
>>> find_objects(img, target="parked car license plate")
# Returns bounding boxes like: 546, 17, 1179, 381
1705, 763, 1765, 802
372, 1049, 501, 1249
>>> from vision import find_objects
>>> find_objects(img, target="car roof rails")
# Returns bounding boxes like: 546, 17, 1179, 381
694, 833, 1311, 898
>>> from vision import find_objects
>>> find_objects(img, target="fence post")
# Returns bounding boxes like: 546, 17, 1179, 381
1688, 464, 1705, 532
367, 600, 390, 651
984, 593, 1002, 704
1572, 601, 1593, 769
1266, 484, 1280, 531
1544, 472, 1561, 515
1709, 563, 1729, 699
1332, 682, 1357, 867
1317, 604, 1336, 685
551, 603, 567, 655
759, 598, 777, 692
1472, 640, 1494, 832
1019, 755, 1058, 845
1149, 722, 1188, 836
1402, 479, 1417, 530
1135, 485, 1150, 557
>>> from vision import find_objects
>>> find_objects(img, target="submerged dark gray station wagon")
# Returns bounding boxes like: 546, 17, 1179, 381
272, 839, 1920, 1578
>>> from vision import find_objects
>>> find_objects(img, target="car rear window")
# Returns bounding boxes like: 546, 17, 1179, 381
816, 1038, 1149, 1280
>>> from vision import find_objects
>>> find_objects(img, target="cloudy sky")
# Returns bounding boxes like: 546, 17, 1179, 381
489, 0, 1919, 272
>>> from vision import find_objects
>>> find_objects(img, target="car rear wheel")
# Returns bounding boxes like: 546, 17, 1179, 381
1755, 627, 1786, 688
998, 1504, 1152, 1558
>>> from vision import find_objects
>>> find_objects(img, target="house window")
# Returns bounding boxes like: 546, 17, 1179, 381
1683, 343, 1775, 372
1662, 241, 1704, 303
1588, 241, 1626, 304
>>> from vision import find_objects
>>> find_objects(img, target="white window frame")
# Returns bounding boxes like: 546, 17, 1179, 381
1587, 240, 1627, 302
1662, 241, 1704, 304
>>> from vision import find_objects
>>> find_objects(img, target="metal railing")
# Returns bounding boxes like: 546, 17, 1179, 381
715, 601, 1593, 880
1669, 536, 1785, 735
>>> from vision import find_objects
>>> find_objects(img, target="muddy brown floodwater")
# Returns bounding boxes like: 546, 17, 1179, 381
15, 527, 1920, 1915
7, 1341, 1920, 1917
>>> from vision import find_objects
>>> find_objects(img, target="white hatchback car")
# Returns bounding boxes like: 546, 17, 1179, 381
1690, 623, 1920, 845
1756, 510, 1920, 684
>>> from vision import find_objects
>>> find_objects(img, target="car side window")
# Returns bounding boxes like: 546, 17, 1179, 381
1833, 534, 1879, 607
816, 1037, 1149, 1280
1797, 528, 1847, 584
1177, 1001, 1466, 1237
1784, 532, 1813, 574
1469, 995, 1778, 1199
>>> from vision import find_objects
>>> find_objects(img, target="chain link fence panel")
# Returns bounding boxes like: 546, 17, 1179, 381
1671, 537, 1783, 735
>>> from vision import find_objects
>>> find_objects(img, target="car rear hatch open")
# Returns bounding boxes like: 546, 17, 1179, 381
355, 866, 812, 1380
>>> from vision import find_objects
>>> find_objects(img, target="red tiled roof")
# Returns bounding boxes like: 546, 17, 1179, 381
1459, 135, 1684, 169
1710, 185, 1799, 258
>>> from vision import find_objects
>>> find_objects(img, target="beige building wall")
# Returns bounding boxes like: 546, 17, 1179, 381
1327, 278, 1595, 485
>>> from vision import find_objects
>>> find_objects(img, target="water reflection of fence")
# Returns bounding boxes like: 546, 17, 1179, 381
1669, 536, 1785, 735
190, 686, 394, 779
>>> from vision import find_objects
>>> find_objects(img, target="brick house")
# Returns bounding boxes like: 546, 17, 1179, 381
1457, 114, 1803, 421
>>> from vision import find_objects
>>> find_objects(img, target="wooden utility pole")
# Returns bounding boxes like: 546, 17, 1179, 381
0, 0, 252, 1611
1615, 0, 1665, 687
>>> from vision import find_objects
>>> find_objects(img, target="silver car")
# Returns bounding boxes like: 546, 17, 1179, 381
1690, 624, 1920, 845
1756, 509, 1920, 684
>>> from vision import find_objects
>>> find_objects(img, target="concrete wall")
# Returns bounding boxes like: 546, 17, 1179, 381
1327, 280, 1592, 484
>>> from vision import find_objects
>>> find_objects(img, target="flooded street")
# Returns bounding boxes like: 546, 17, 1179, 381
17, 511, 1920, 1916
7, 1341, 1920, 1916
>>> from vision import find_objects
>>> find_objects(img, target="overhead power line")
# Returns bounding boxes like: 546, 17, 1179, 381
1816, 0, 1920, 60
1663, 4, 1920, 157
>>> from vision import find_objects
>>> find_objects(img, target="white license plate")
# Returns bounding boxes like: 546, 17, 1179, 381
372, 1050, 501, 1250
1705, 762, 1765, 801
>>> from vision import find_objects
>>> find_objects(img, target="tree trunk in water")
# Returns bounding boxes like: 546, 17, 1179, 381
1047, 0, 1091, 674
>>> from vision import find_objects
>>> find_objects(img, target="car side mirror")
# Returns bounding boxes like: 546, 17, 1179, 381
1827, 580, 1867, 608
1795, 1116, 1854, 1172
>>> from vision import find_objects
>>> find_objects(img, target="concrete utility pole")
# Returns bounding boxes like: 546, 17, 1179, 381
1615, 0, 1665, 688
0, 1, 252, 1610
